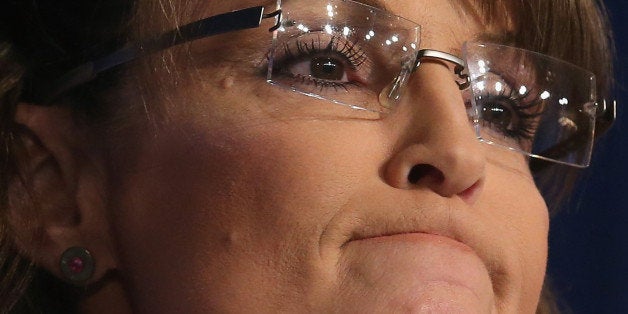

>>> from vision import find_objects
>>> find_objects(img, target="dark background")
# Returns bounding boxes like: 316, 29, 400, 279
548, 1, 628, 313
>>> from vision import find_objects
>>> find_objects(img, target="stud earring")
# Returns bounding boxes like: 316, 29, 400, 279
59, 247, 95, 284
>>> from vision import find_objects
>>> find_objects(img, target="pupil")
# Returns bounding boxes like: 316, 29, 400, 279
311, 57, 344, 80
483, 104, 511, 128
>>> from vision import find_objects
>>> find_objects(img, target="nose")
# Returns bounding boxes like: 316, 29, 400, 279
383, 61, 486, 203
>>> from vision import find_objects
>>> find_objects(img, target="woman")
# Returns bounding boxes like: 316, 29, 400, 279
0, 0, 615, 313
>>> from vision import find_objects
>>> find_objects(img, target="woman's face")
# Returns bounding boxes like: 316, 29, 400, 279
108, 0, 549, 312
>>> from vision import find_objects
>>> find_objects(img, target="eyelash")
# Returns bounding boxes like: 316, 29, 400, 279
270, 35, 546, 142
476, 86, 545, 142
273, 34, 368, 89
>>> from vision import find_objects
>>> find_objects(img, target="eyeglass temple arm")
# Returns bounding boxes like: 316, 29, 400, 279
596, 100, 617, 135
529, 100, 617, 172
36, 6, 282, 104
413, 49, 470, 90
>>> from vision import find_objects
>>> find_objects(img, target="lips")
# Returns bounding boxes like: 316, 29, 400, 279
349, 231, 475, 253
316, 187, 519, 312
344, 217, 469, 250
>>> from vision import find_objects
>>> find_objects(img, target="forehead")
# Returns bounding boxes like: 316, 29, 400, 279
198, 0, 487, 24
250, 0, 491, 46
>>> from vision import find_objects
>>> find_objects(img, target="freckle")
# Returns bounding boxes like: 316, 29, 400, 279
221, 76, 235, 89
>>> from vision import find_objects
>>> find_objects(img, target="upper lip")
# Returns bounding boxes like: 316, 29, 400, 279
344, 220, 460, 245
335, 197, 469, 247
319, 190, 509, 287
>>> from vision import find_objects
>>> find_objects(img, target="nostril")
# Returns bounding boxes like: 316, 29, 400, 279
407, 164, 444, 185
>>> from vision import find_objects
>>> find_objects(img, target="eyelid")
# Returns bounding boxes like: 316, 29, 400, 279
278, 33, 366, 62
273, 33, 373, 80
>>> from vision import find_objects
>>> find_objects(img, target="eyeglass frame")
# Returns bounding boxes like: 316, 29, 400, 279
20, 4, 616, 171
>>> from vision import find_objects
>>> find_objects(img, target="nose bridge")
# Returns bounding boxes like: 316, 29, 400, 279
412, 49, 470, 90
383, 59, 486, 201
404, 62, 474, 141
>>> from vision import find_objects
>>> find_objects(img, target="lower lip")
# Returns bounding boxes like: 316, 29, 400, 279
340, 233, 494, 312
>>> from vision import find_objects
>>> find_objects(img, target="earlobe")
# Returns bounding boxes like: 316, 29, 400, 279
8, 103, 116, 286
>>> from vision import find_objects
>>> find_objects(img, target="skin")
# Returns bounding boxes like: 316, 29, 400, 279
11, 0, 549, 313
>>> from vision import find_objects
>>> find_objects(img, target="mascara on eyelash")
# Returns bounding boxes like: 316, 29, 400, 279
270, 33, 370, 90
281, 34, 368, 69
475, 87, 546, 142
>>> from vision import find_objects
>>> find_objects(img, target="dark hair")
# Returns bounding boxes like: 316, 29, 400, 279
0, 1, 135, 312
0, 0, 614, 313
471, 0, 614, 213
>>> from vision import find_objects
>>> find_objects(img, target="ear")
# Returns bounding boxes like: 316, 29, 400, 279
8, 103, 117, 285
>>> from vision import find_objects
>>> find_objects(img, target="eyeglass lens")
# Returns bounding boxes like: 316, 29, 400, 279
265, 0, 598, 167
464, 42, 597, 167
267, 0, 420, 112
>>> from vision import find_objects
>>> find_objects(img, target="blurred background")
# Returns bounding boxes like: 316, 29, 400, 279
548, 1, 627, 313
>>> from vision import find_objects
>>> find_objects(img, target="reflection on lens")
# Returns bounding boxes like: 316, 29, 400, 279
267, 0, 419, 113
464, 42, 596, 167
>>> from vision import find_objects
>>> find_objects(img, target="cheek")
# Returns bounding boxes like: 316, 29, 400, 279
481, 165, 549, 311
107, 66, 551, 312
107, 110, 390, 311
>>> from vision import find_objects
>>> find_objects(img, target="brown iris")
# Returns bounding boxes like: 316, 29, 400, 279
310, 57, 345, 80
482, 103, 514, 130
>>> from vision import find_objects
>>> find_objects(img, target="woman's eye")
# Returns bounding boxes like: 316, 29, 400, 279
270, 34, 374, 92
476, 92, 544, 151
481, 101, 516, 130
311, 57, 346, 81
267, 30, 416, 113
291, 56, 349, 82
470, 73, 545, 146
